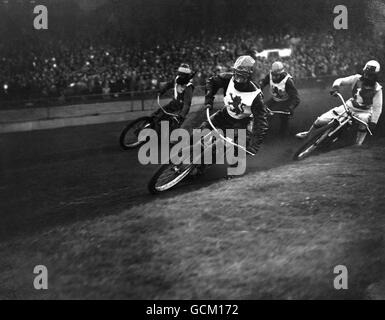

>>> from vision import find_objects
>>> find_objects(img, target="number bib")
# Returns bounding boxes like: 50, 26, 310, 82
224, 78, 261, 119
269, 73, 291, 102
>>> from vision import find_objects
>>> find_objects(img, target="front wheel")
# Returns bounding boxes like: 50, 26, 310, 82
293, 122, 339, 161
119, 117, 153, 150
148, 162, 196, 194
147, 140, 204, 194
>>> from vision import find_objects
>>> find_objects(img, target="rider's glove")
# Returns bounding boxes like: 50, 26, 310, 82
288, 106, 295, 116
176, 114, 185, 123
369, 122, 377, 133
266, 108, 274, 116
330, 86, 340, 97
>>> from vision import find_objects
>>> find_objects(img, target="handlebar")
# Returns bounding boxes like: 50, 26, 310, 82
157, 95, 181, 123
266, 108, 291, 116
334, 92, 373, 136
334, 92, 350, 114
205, 107, 255, 156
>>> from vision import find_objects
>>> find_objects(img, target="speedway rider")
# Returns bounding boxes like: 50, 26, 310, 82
296, 60, 383, 146
202, 55, 269, 156
152, 63, 195, 128
259, 61, 300, 137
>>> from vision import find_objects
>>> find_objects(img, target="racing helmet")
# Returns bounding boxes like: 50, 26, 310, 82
271, 61, 285, 82
176, 63, 193, 85
177, 63, 193, 75
362, 60, 380, 82
232, 55, 255, 83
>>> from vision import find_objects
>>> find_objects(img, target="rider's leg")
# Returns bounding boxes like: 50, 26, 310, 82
196, 108, 246, 176
354, 112, 372, 146
295, 118, 324, 139
191, 110, 226, 176
153, 101, 181, 131
279, 114, 290, 137
270, 100, 290, 138
296, 105, 345, 139
199, 108, 225, 130
225, 117, 250, 179
162, 100, 180, 114
356, 128, 367, 146
151, 108, 165, 132
228, 117, 249, 167
151, 108, 163, 120
266, 99, 290, 138
165, 101, 184, 129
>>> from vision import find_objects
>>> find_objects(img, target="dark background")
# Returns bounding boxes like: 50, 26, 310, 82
0, 0, 384, 105
0, 0, 372, 42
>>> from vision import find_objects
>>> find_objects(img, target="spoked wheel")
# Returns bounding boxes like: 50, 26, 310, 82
148, 162, 196, 194
119, 117, 153, 150
293, 122, 338, 161
147, 138, 207, 194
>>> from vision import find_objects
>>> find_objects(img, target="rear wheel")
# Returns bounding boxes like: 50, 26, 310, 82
293, 122, 339, 161
119, 117, 153, 150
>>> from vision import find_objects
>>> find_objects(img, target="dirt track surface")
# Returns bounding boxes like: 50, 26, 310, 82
1, 93, 385, 299
0, 104, 306, 241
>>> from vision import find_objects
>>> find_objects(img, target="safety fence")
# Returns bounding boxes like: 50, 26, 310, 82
0, 75, 344, 112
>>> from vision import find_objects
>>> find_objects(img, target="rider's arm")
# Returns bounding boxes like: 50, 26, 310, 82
179, 85, 194, 119
259, 74, 270, 89
332, 74, 360, 89
249, 93, 269, 153
158, 80, 174, 96
285, 78, 300, 111
371, 89, 383, 124
204, 73, 232, 107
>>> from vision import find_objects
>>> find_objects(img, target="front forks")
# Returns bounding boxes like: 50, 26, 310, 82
328, 117, 350, 138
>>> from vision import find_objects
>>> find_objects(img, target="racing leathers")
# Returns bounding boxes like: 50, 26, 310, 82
260, 71, 300, 136
297, 74, 383, 145
203, 72, 269, 155
152, 76, 194, 128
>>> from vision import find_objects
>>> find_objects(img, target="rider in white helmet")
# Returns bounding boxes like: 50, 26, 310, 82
259, 61, 300, 137
296, 60, 383, 146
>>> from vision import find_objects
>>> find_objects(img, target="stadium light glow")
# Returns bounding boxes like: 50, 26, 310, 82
254, 48, 293, 59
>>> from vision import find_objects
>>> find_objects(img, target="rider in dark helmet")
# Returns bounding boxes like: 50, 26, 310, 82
152, 63, 195, 128
175, 63, 195, 86
202, 55, 269, 156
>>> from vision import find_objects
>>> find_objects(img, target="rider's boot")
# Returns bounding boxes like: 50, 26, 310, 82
355, 130, 367, 146
295, 123, 317, 139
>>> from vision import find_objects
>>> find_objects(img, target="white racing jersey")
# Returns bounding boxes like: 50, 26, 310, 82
333, 74, 383, 124
224, 78, 261, 119
269, 73, 292, 102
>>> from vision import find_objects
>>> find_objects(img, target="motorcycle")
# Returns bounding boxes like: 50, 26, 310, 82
147, 107, 287, 194
293, 92, 372, 161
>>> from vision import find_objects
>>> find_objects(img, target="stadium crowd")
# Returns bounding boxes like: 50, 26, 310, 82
0, 28, 383, 102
